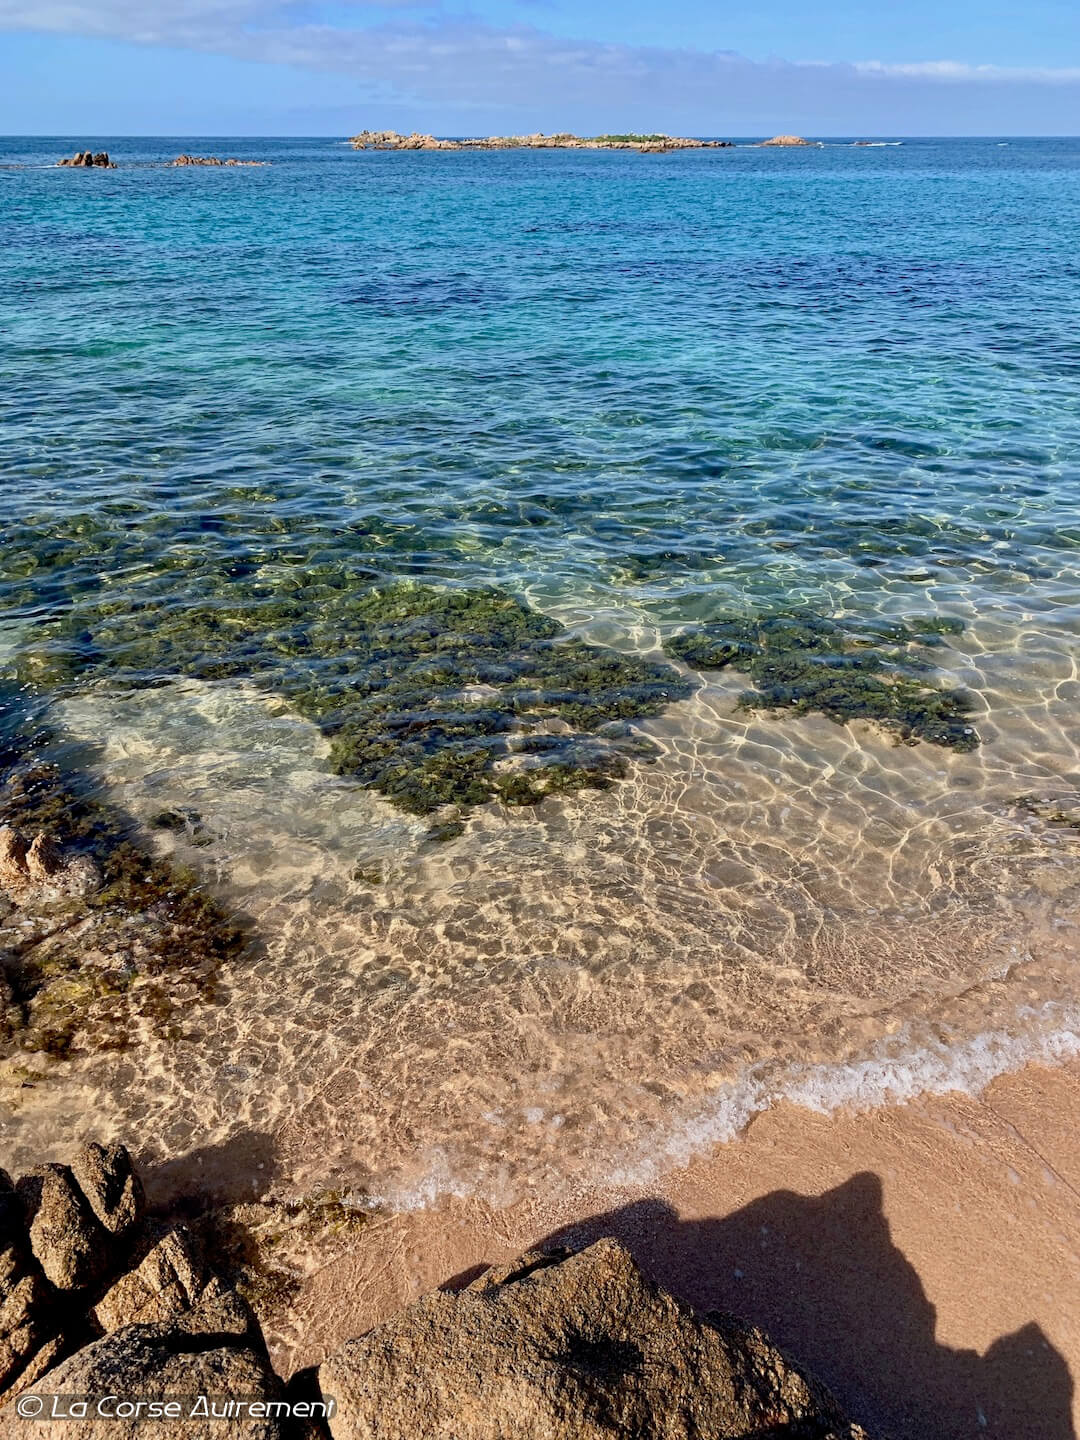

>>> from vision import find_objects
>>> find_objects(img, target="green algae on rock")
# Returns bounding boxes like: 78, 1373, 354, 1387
0, 750, 245, 1061
1013, 793, 1080, 833
21, 583, 694, 819
666, 612, 979, 751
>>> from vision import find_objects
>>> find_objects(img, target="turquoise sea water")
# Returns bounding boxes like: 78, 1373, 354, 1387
3, 136, 1080, 1197
5, 137, 1080, 624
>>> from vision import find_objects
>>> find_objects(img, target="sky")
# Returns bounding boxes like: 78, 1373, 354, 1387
1, 1, 1079, 136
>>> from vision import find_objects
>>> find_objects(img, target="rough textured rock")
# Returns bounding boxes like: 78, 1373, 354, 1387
93, 1228, 215, 1332
0, 824, 103, 901
0, 1146, 258, 1406
319, 1239, 872, 1440
0, 1143, 880, 1439
0, 828, 28, 889
25, 832, 61, 882
5, 1291, 284, 1439
171, 155, 266, 166
20, 1164, 111, 1292
57, 151, 114, 168
1, 1329, 67, 1404
0, 1169, 63, 1400
72, 1142, 144, 1240
758, 134, 816, 147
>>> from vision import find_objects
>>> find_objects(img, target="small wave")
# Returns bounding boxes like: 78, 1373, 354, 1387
374, 1004, 1080, 1209
607, 1003, 1080, 1189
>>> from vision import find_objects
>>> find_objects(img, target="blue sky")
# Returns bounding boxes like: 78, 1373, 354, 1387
1, 1, 1079, 135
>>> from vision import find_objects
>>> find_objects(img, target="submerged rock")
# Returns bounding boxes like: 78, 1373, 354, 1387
0, 756, 244, 1061
1013, 792, 1080, 833
320, 1238, 871, 1440
0, 828, 27, 890
0, 823, 103, 902
667, 610, 978, 751
23, 583, 694, 823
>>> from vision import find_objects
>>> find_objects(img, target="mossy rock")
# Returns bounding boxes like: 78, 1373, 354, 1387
23, 582, 694, 818
190, 1190, 372, 1318
666, 611, 978, 751
0, 751, 245, 1061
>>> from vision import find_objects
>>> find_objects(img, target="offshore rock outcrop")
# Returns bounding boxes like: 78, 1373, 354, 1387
57, 152, 114, 169
758, 135, 818, 147
349, 130, 733, 153
2, 1144, 873, 1439
170, 156, 267, 167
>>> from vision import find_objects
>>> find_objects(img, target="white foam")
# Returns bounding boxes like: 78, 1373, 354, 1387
608, 1002, 1080, 1189
371, 1004, 1080, 1209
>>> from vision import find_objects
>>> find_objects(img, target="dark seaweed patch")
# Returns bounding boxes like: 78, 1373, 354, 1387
18, 583, 694, 821
666, 612, 978, 751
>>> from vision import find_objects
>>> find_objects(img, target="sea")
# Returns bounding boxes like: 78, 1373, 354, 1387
2, 134, 1080, 1206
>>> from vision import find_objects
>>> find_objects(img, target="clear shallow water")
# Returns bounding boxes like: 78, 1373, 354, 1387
3, 136, 1080, 1200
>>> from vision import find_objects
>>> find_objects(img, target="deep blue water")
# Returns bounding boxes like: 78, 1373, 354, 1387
3, 135, 1080, 651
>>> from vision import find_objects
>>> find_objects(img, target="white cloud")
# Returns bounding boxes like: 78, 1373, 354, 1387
1, 1, 1080, 122
853, 59, 1080, 84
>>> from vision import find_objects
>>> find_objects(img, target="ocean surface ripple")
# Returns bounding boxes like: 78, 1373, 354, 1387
3, 135, 1080, 1202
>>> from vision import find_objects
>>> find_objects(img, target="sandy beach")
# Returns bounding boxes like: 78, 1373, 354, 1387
227, 1056, 1080, 1440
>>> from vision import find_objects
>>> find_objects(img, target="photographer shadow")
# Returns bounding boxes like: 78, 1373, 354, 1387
537, 1172, 1074, 1440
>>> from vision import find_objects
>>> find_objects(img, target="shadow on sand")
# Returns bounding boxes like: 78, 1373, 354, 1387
531, 1172, 1074, 1440
141, 1129, 280, 1215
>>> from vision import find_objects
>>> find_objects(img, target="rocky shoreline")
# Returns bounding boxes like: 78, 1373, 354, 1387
170, 156, 267, 167
1, 1142, 872, 1438
0, 702, 245, 1066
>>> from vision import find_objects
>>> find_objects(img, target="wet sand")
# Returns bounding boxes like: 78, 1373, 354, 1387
266, 1057, 1080, 1440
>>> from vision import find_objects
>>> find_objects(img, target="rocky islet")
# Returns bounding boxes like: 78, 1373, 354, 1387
57, 152, 114, 169
349, 130, 734, 152
170, 156, 267, 167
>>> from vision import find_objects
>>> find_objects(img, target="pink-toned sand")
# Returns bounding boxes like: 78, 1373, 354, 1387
275, 1059, 1080, 1440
